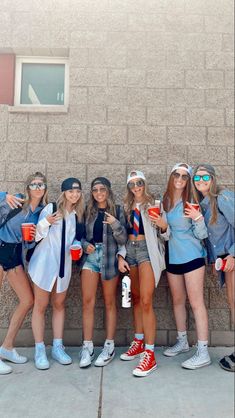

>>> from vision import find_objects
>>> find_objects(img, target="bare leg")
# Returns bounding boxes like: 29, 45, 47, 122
129, 266, 143, 334
2, 266, 34, 349
185, 266, 208, 341
81, 269, 99, 341
0, 266, 4, 290
138, 262, 156, 345
167, 272, 187, 331
225, 270, 235, 327
101, 276, 119, 340
51, 288, 68, 339
31, 284, 50, 343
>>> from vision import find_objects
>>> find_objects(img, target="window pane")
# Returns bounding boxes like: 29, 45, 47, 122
21, 63, 65, 105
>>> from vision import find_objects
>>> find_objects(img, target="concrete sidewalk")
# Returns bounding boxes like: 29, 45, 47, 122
0, 347, 234, 418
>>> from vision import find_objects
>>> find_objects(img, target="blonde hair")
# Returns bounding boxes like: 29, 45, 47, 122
192, 171, 221, 224
57, 191, 85, 223
124, 178, 154, 220
86, 186, 116, 222
23, 172, 48, 210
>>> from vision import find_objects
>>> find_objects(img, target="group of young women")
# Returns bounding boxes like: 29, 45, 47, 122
0, 163, 234, 377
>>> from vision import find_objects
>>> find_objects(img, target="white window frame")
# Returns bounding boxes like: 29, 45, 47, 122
13, 56, 69, 112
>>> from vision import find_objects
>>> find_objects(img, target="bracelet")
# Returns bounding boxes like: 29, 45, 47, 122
194, 214, 203, 221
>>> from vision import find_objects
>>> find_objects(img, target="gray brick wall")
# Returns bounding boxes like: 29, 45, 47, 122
0, 0, 234, 346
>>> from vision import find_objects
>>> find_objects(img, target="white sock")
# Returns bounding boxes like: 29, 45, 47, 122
83, 340, 94, 354
53, 338, 63, 347
135, 333, 144, 340
104, 339, 114, 352
177, 331, 187, 340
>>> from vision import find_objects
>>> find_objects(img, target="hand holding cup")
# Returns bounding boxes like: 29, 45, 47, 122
184, 202, 201, 221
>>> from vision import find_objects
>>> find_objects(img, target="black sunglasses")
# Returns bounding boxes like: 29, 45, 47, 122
128, 179, 145, 189
172, 172, 189, 181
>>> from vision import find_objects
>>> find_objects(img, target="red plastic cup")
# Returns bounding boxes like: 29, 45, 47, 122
21, 223, 35, 241
148, 206, 160, 218
215, 258, 227, 272
185, 202, 200, 213
70, 245, 82, 261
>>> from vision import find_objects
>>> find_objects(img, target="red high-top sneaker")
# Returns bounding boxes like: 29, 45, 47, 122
120, 338, 144, 361
133, 349, 157, 377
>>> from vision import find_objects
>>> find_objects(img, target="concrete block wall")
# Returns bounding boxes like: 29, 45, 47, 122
0, 0, 234, 346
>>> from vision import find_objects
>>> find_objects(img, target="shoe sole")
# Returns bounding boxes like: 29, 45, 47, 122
35, 364, 50, 370
163, 348, 190, 357
94, 352, 115, 367
120, 352, 144, 361
79, 355, 95, 368
133, 364, 157, 377
51, 354, 72, 365
181, 360, 211, 370
0, 368, 12, 375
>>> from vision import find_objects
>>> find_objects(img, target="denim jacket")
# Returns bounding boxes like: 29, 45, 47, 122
200, 190, 235, 263
82, 205, 127, 280
166, 200, 207, 264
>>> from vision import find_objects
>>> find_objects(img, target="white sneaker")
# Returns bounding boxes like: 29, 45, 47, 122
0, 359, 12, 375
79, 346, 95, 368
94, 345, 115, 367
181, 348, 211, 370
0, 347, 27, 364
163, 338, 189, 357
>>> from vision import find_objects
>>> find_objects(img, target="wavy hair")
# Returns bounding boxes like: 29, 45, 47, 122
163, 164, 191, 212
124, 179, 155, 221
56, 191, 85, 222
86, 185, 116, 222
23, 172, 48, 210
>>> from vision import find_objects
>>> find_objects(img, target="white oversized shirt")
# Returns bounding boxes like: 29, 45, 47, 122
28, 203, 77, 293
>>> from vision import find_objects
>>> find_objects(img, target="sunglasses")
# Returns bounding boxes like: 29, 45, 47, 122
193, 175, 211, 182
172, 172, 189, 181
92, 187, 107, 194
128, 179, 145, 189
28, 183, 46, 191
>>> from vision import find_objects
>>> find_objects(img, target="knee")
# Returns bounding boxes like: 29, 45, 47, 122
140, 296, 152, 311
52, 300, 65, 312
83, 297, 96, 311
104, 298, 116, 311
172, 295, 186, 307
34, 299, 48, 315
21, 296, 34, 311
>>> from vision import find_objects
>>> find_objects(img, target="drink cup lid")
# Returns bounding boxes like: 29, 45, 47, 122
215, 258, 222, 271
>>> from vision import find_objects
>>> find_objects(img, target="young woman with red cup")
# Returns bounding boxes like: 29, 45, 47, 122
0, 172, 48, 375
162, 163, 211, 370
118, 170, 168, 377
192, 163, 235, 372
79, 177, 127, 369
28, 178, 85, 370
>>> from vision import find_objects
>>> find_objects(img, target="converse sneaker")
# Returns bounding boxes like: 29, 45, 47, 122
0, 359, 12, 375
79, 346, 95, 368
181, 347, 211, 370
94, 345, 115, 367
133, 349, 157, 377
120, 338, 144, 361
52, 344, 72, 365
0, 347, 27, 364
34, 345, 50, 370
163, 338, 189, 357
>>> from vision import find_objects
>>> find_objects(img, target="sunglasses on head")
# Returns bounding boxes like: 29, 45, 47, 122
193, 174, 211, 182
92, 186, 107, 194
172, 172, 189, 181
128, 179, 145, 189
28, 182, 46, 191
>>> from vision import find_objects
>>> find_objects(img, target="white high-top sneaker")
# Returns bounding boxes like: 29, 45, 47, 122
181, 346, 211, 369
0, 359, 12, 375
163, 338, 189, 357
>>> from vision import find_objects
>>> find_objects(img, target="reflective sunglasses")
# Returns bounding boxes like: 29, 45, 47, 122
193, 174, 211, 182
28, 182, 46, 191
172, 172, 189, 181
92, 187, 107, 194
128, 179, 145, 189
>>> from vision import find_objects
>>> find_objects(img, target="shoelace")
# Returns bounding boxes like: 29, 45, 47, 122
100, 346, 110, 359
138, 351, 151, 370
187, 350, 200, 363
171, 339, 185, 351
127, 340, 140, 354
79, 346, 90, 360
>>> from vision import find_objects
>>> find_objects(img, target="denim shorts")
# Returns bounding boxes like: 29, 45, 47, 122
82, 243, 103, 273
0, 241, 23, 271
126, 239, 150, 267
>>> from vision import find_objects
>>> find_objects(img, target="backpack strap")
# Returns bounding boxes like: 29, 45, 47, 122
0, 207, 23, 230
52, 202, 57, 213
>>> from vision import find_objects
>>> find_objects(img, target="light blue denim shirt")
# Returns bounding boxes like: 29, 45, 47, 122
0, 192, 43, 244
166, 200, 207, 264
200, 190, 235, 263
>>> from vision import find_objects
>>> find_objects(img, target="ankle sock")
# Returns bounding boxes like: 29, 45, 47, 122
177, 331, 187, 340
145, 344, 154, 352
83, 340, 94, 354
135, 333, 144, 341
53, 338, 63, 347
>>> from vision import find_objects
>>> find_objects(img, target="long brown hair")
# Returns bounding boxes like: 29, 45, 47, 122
57, 191, 85, 222
86, 185, 116, 222
23, 172, 48, 210
163, 164, 191, 212
191, 168, 221, 224
124, 179, 155, 221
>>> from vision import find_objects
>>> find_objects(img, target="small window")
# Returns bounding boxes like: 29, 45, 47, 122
14, 57, 69, 107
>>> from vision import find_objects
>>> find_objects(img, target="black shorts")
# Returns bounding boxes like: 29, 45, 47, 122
0, 241, 23, 271
165, 242, 205, 275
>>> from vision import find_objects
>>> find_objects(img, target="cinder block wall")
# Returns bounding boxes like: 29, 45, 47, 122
0, 0, 234, 346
